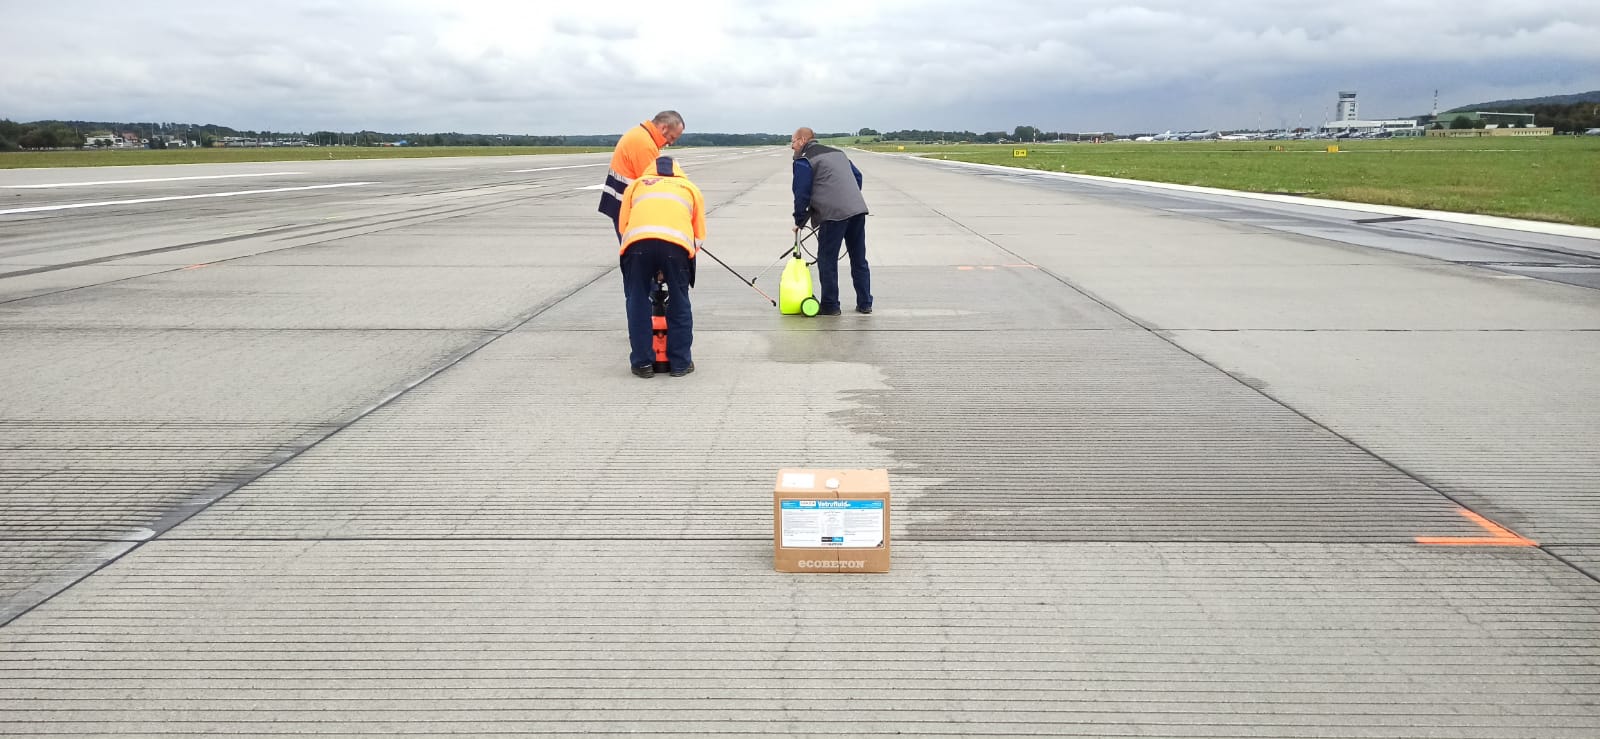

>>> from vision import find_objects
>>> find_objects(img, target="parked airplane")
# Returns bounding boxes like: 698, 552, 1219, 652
1134, 130, 1179, 142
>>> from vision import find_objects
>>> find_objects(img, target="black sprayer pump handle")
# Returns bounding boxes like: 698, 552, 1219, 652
697, 244, 777, 306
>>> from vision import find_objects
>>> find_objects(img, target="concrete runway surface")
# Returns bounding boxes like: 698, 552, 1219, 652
2, 148, 1598, 736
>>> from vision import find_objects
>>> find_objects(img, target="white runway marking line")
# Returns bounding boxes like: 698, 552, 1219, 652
508, 164, 607, 173
1, 172, 306, 189
0, 182, 377, 215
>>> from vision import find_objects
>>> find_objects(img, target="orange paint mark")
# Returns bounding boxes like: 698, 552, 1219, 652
957, 266, 974, 271
1457, 508, 1531, 541
182, 263, 210, 270
1414, 537, 1533, 547
1416, 508, 1536, 547
981, 266, 996, 271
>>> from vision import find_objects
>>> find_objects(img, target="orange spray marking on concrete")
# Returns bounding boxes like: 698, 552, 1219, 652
1416, 508, 1536, 547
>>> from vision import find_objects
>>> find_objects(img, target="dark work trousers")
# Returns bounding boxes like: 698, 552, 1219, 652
621, 239, 694, 371
815, 213, 871, 312
608, 213, 629, 300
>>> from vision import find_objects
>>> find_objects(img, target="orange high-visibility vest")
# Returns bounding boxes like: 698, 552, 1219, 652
617, 169, 706, 257
598, 122, 667, 220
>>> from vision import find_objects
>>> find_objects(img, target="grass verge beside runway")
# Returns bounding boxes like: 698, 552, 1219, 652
0, 146, 611, 169
862, 137, 1600, 227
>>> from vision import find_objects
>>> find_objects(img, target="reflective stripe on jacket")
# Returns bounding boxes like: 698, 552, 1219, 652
617, 174, 706, 257
598, 122, 667, 220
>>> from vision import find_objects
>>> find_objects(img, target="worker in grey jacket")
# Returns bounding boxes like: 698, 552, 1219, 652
790, 127, 872, 315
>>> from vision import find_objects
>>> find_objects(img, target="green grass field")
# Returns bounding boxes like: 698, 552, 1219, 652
0, 146, 610, 169
8, 138, 1596, 227
861, 137, 1600, 227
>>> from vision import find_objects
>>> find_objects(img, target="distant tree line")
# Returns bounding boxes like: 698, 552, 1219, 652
1, 120, 248, 150
0, 120, 85, 150
1521, 103, 1600, 133
4, 118, 1121, 152
1, 119, 843, 151
309, 131, 811, 147
10, 110, 1597, 153
1434, 103, 1600, 133
1446, 91, 1600, 112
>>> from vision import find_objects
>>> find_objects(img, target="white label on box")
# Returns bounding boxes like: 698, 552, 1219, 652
780, 500, 883, 548
781, 473, 816, 490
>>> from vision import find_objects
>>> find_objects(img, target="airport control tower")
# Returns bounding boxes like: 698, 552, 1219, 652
1337, 91, 1359, 122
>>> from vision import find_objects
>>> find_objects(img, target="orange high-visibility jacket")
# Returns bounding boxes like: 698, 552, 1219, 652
617, 166, 706, 258
597, 122, 668, 220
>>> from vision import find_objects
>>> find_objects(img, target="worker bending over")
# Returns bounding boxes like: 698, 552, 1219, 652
617, 156, 706, 378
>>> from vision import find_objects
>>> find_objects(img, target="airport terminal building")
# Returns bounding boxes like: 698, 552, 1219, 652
1319, 118, 1427, 136
1321, 90, 1425, 136
1320, 92, 1552, 137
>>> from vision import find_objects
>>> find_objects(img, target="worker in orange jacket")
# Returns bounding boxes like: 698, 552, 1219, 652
617, 156, 705, 378
599, 111, 684, 241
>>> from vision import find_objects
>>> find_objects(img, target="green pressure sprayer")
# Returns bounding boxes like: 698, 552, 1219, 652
755, 228, 821, 317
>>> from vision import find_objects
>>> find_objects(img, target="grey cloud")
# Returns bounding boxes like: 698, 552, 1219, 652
551, 16, 638, 41
3, 0, 1597, 135
722, 11, 814, 40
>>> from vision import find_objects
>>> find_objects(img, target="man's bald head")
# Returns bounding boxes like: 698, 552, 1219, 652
790, 127, 815, 156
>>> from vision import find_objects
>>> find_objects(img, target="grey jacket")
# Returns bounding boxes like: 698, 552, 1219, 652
793, 141, 868, 227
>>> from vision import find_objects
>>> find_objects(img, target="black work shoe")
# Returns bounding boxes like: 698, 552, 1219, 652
856, 306, 873, 314
631, 365, 655, 378
669, 363, 695, 378
819, 307, 842, 316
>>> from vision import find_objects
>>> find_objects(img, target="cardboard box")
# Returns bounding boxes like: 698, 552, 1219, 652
773, 468, 890, 573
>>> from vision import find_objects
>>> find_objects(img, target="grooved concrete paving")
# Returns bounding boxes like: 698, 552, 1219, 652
0, 329, 485, 422
170, 330, 897, 540
0, 421, 319, 539
0, 542, 134, 622
0, 266, 171, 301
991, 226, 1440, 267
0, 265, 606, 330
1167, 331, 1600, 544
1046, 262, 1600, 330
229, 231, 604, 267
1551, 547, 1600, 580
2, 542, 1598, 737
2, 150, 1598, 736
806, 331, 1485, 542
0, 327, 488, 606
538, 264, 1135, 331
170, 326, 1488, 543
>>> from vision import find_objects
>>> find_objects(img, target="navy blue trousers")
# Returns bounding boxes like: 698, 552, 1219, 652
621, 240, 693, 371
815, 213, 871, 312
608, 213, 629, 300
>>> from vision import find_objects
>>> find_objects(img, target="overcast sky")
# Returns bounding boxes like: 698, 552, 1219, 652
6, 0, 1598, 135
